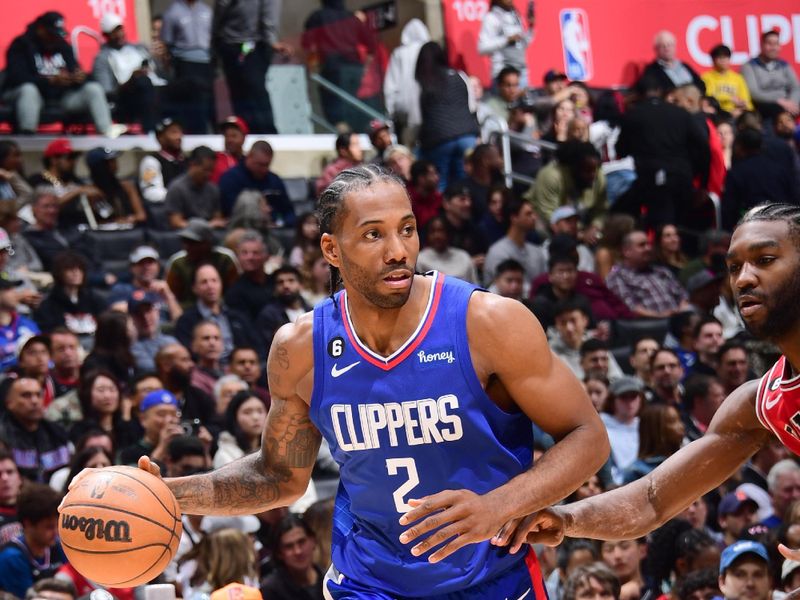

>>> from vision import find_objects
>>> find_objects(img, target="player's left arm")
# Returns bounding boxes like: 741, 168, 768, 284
399, 293, 609, 562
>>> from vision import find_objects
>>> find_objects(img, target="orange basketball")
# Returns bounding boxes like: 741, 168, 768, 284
58, 466, 183, 587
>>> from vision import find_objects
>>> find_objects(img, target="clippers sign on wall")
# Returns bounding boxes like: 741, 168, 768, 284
443, 0, 800, 88
0, 0, 138, 71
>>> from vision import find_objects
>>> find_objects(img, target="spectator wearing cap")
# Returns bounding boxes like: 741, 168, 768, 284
165, 218, 240, 307
161, 0, 213, 132
741, 30, 800, 122
0, 277, 40, 371
219, 141, 295, 225
529, 69, 579, 134
166, 146, 225, 230
85, 147, 147, 225
524, 141, 607, 234
681, 374, 725, 442
600, 375, 644, 483
718, 492, 759, 547
439, 183, 487, 265
718, 541, 770, 600
544, 206, 595, 272
640, 31, 705, 95
383, 145, 414, 183
416, 215, 477, 284
108, 245, 182, 322
606, 230, 690, 319
138, 118, 187, 204
782, 559, 800, 593
92, 13, 164, 132
212, 117, 248, 183
28, 139, 104, 230
483, 196, 546, 288
130, 290, 179, 373
0, 377, 70, 482
1, 12, 123, 137
175, 263, 257, 365
477, 0, 534, 88
224, 231, 274, 322
315, 133, 365, 196
118, 389, 183, 465
369, 121, 392, 165
701, 45, 753, 117
407, 160, 442, 230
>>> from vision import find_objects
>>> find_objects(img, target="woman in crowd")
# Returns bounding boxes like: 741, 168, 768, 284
717, 118, 735, 169
542, 98, 577, 146
69, 369, 139, 449
303, 497, 335, 574
622, 403, 685, 483
181, 528, 259, 600
583, 374, 609, 412
289, 212, 321, 268
300, 248, 330, 307
565, 473, 605, 504
570, 82, 594, 123
260, 515, 324, 600
49, 429, 115, 492
58, 445, 113, 494
655, 223, 688, 277
480, 185, 512, 246
415, 41, 479, 190
34, 251, 106, 341
0, 140, 32, 204
214, 390, 269, 469
594, 213, 637, 280
85, 147, 146, 225
82, 311, 136, 386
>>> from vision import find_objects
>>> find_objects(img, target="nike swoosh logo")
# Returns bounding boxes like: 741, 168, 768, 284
765, 394, 781, 410
331, 361, 360, 378
505, 589, 531, 600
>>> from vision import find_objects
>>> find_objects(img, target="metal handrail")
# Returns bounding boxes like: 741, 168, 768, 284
482, 114, 556, 188
309, 73, 391, 128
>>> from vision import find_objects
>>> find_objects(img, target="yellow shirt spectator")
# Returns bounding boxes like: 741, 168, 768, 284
702, 45, 754, 115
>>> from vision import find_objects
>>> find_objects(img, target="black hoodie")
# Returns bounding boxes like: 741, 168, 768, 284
3, 21, 80, 99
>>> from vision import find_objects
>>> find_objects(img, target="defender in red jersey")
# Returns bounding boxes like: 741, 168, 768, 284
490, 203, 800, 568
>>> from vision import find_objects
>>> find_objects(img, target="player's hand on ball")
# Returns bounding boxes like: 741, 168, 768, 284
398, 489, 504, 563
138, 456, 162, 478
506, 507, 567, 554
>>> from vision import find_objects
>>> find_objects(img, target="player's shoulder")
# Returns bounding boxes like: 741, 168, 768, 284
272, 311, 314, 352
466, 292, 545, 342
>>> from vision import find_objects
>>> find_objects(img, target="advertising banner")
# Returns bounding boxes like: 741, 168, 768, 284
442, 0, 800, 88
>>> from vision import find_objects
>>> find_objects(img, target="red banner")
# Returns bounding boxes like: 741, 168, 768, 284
443, 0, 800, 88
0, 0, 139, 72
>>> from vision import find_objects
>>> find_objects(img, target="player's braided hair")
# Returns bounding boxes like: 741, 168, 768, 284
738, 203, 800, 245
316, 164, 406, 301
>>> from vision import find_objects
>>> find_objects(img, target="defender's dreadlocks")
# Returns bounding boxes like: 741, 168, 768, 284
316, 164, 407, 302
738, 203, 800, 245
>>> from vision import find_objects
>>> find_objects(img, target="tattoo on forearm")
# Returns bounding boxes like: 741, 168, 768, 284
211, 454, 284, 509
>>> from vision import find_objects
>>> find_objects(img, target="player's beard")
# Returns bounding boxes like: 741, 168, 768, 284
340, 255, 415, 309
742, 267, 800, 341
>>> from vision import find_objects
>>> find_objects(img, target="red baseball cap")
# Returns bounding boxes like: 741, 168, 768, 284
44, 138, 78, 158
219, 116, 249, 136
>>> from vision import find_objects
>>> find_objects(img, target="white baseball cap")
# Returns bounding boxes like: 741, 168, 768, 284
99, 13, 123, 34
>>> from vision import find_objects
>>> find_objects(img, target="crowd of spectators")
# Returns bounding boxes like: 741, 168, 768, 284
0, 3, 799, 600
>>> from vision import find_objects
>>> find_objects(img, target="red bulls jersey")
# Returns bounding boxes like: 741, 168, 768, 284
755, 355, 800, 456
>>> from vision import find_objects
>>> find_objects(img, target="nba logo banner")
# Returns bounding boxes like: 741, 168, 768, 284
559, 8, 593, 81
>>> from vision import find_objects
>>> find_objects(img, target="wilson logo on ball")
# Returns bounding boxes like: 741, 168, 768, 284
61, 514, 133, 542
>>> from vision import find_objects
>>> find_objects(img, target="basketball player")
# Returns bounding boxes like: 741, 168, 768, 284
497, 204, 800, 565
129, 165, 609, 597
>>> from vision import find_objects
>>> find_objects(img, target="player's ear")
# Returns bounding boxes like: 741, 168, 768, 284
321, 233, 340, 268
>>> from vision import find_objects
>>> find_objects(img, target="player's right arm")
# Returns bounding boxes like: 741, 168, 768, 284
507, 379, 770, 548
159, 315, 322, 516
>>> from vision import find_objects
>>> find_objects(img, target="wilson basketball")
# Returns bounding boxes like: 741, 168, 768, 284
58, 466, 183, 587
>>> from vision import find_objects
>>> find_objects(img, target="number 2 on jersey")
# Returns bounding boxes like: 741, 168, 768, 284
386, 457, 420, 513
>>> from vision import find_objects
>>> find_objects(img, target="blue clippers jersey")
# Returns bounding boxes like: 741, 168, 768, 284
309, 272, 534, 595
